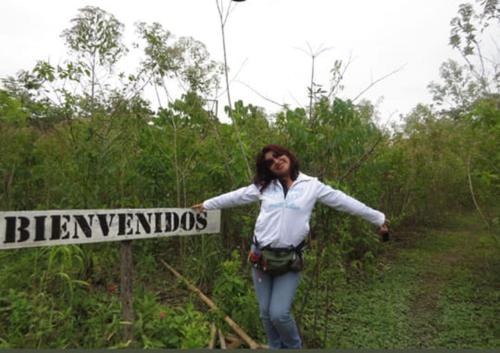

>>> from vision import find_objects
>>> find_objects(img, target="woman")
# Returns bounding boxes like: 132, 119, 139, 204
192, 144, 389, 349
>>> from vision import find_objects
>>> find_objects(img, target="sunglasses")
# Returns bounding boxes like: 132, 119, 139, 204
264, 151, 283, 169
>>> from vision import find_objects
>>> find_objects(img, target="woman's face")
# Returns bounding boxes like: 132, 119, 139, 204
264, 151, 291, 177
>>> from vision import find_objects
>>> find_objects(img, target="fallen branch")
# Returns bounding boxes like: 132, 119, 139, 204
209, 322, 217, 349
218, 328, 227, 349
161, 260, 260, 349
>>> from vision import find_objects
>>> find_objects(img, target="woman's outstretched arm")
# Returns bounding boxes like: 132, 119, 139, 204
192, 183, 260, 212
315, 180, 386, 227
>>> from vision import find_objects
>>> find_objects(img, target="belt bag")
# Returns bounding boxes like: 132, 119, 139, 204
260, 247, 304, 276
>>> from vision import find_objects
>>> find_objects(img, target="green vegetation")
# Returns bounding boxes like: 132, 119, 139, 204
0, 1, 498, 348
310, 214, 500, 348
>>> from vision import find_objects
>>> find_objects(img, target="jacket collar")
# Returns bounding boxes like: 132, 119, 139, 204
296, 172, 314, 183
271, 172, 313, 187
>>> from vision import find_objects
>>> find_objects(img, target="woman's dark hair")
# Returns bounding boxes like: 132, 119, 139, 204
254, 144, 300, 192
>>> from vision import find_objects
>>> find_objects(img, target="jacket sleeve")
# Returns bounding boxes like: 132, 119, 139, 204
315, 180, 385, 226
202, 184, 261, 210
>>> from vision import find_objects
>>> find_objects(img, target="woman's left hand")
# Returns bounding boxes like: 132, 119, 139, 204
378, 221, 389, 236
378, 221, 390, 242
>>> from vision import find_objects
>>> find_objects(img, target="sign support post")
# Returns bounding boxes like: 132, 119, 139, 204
120, 239, 134, 343
0, 208, 221, 345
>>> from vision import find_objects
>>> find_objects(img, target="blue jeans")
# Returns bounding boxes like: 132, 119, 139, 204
252, 266, 302, 349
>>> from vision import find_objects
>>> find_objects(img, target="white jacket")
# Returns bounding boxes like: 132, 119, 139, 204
203, 172, 385, 248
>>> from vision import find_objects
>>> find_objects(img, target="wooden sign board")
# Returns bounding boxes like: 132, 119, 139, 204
0, 208, 221, 250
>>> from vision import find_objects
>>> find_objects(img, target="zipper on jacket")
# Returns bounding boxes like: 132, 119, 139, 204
277, 179, 299, 245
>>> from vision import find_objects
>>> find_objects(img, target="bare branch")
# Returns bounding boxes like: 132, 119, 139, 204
161, 79, 174, 104
294, 43, 334, 58
293, 46, 311, 57
306, 41, 313, 55
153, 83, 163, 108
223, 0, 236, 25
215, 0, 224, 22
295, 42, 334, 120
234, 80, 287, 108
215, 0, 252, 180
288, 91, 306, 110
352, 65, 406, 102
216, 57, 249, 99
327, 53, 353, 100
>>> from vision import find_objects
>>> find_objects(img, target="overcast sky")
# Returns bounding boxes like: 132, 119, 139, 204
0, 0, 473, 126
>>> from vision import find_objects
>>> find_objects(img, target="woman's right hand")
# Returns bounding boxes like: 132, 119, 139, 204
191, 203, 205, 214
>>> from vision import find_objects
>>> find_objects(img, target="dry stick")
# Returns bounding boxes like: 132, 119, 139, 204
226, 335, 243, 349
161, 260, 261, 349
218, 329, 227, 349
209, 323, 217, 349
338, 136, 383, 182
467, 154, 491, 229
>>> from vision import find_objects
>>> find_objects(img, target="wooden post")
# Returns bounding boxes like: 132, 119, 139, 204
120, 240, 134, 343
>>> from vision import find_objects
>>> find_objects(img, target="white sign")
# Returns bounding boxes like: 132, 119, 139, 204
0, 208, 221, 250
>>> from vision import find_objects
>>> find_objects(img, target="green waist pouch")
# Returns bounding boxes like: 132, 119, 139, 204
260, 248, 304, 276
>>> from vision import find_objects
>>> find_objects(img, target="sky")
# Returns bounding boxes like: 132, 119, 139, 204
0, 0, 471, 127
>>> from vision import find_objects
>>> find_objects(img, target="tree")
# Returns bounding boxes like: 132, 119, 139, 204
428, 59, 483, 115
61, 6, 128, 112
176, 37, 223, 96
429, 0, 499, 115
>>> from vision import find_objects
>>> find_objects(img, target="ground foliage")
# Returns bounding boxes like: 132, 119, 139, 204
0, 1, 498, 348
